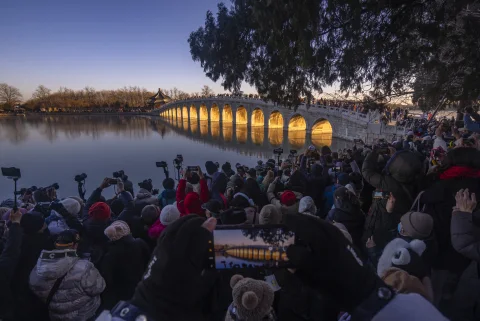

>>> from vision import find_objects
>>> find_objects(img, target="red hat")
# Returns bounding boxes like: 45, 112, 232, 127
280, 190, 297, 206
88, 202, 111, 221
184, 192, 204, 216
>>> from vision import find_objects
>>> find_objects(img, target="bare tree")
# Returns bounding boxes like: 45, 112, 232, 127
0, 83, 23, 108
201, 85, 214, 97
32, 85, 52, 100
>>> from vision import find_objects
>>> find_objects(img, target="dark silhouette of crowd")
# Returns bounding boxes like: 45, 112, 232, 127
2, 108, 480, 321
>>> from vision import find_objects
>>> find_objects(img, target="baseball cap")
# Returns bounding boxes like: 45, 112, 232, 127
201, 199, 223, 217
55, 229, 80, 248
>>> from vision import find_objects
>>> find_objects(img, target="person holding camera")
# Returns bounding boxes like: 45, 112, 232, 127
157, 177, 176, 207
176, 167, 209, 216
361, 145, 423, 248
133, 179, 159, 214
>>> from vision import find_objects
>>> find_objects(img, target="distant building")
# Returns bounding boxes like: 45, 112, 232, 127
148, 89, 171, 108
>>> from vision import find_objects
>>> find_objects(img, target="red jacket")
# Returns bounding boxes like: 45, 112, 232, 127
176, 178, 209, 216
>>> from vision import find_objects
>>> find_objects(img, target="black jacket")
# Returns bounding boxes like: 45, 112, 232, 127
329, 207, 365, 251
0, 223, 22, 321
99, 235, 150, 309
12, 229, 54, 321
421, 176, 480, 273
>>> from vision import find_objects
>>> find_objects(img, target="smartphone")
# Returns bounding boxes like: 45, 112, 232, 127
373, 191, 388, 199
335, 166, 341, 171
208, 225, 295, 269
1, 167, 21, 179
187, 166, 198, 171
108, 178, 118, 185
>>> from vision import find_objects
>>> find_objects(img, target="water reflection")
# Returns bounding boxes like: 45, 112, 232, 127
236, 124, 248, 144
251, 127, 265, 145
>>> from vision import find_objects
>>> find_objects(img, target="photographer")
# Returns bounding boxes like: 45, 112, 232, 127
98, 215, 448, 321
361, 147, 423, 248
175, 167, 209, 216
134, 179, 159, 214
157, 177, 176, 207
0, 209, 22, 321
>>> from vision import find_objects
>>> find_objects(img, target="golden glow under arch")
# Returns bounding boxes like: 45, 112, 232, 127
251, 108, 264, 127
288, 114, 307, 131
269, 111, 284, 129
210, 104, 220, 121
199, 104, 208, 121
190, 105, 198, 119
182, 106, 188, 119
223, 105, 233, 123
236, 106, 248, 125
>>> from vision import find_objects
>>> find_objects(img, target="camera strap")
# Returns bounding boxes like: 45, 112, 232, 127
46, 271, 69, 307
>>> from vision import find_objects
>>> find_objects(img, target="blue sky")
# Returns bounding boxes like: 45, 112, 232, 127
0, 0, 256, 99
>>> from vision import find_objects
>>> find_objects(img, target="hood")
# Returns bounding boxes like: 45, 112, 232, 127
136, 188, 153, 200
299, 196, 317, 215
161, 189, 176, 199
386, 151, 422, 183
35, 249, 79, 279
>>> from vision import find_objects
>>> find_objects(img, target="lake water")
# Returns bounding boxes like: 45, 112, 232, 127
0, 115, 350, 200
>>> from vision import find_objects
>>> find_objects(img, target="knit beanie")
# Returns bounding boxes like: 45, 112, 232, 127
377, 238, 427, 280
184, 193, 202, 215
400, 212, 433, 239
259, 204, 282, 225
104, 220, 130, 241
280, 190, 296, 206
21, 211, 45, 235
160, 205, 181, 225
88, 202, 111, 221
68, 196, 85, 214
60, 198, 81, 216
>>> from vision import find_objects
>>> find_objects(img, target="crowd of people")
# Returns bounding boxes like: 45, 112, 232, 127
1, 108, 480, 321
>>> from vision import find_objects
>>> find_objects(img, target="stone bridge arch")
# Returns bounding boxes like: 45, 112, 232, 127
235, 106, 248, 125
210, 104, 220, 121
199, 104, 208, 121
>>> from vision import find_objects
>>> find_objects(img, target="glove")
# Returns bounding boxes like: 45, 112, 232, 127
285, 213, 380, 312
131, 215, 216, 320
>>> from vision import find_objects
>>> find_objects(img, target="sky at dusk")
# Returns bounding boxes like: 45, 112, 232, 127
0, 0, 257, 99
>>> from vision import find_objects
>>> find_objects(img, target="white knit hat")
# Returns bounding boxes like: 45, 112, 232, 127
160, 205, 180, 226
60, 198, 81, 216
104, 220, 130, 241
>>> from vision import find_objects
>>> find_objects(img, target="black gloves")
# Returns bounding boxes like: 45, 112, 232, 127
131, 215, 215, 321
285, 213, 381, 312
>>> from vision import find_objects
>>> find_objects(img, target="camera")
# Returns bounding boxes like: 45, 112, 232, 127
138, 179, 153, 190
74, 173, 87, 182
1, 167, 21, 180
289, 150, 297, 155
187, 166, 198, 171
273, 148, 283, 155
107, 178, 118, 185
16, 186, 38, 196
156, 161, 168, 168
45, 183, 60, 190
173, 155, 184, 168
113, 170, 125, 179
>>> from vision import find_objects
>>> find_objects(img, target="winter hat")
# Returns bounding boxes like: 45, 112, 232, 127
163, 177, 175, 190
321, 146, 332, 156
280, 191, 296, 206
247, 168, 257, 178
67, 196, 84, 215
400, 211, 433, 239
220, 208, 247, 225
141, 205, 160, 224
160, 205, 181, 225
377, 238, 427, 280
259, 204, 282, 225
20, 211, 45, 235
230, 193, 254, 209
205, 161, 218, 175
333, 222, 353, 243
60, 198, 81, 216
226, 275, 275, 321
285, 171, 306, 194
104, 220, 130, 241
184, 193, 203, 215
202, 199, 223, 217
88, 202, 111, 221
298, 196, 317, 216
337, 173, 350, 186
381, 267, 429, 300
55, 229, 80, 248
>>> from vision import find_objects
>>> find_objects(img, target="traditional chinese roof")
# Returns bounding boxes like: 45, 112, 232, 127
150, 88, 171, 104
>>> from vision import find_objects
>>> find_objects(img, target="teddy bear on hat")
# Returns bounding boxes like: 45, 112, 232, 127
225, 274, 276, 321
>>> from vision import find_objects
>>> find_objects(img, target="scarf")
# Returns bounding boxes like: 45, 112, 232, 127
439, 166, 480, 180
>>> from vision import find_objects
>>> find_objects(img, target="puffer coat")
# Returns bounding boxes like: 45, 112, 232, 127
29, 249, 105, 321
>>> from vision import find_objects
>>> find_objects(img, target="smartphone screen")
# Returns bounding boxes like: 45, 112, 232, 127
209, 225, 295, 269
373, 191, 383, 198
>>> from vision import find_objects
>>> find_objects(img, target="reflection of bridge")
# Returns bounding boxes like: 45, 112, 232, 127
151, 97, 380, 141
223, 245, 287, 261
157, 118, 352, 158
